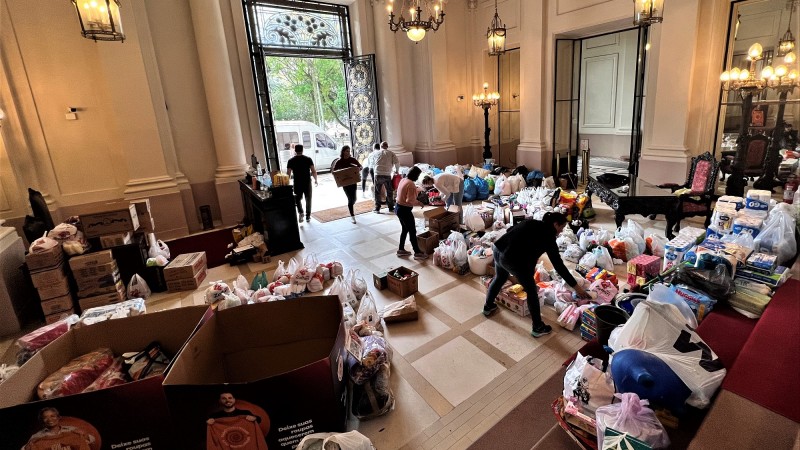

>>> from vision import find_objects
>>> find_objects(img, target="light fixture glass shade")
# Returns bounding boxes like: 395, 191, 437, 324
784, 51, 797, 64
487, 0, 506, 56
407, 27, 426, 42
72, 0, 125, 42
748, 43, 763, 59
633, 0, 665, 26
776, 2, 796, 57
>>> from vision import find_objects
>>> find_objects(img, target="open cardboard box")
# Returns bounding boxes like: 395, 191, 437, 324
0, 306, 208, 450
163, 296, 347, 450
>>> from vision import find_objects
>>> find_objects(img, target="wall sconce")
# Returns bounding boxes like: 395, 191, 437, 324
457, 95, 465, 102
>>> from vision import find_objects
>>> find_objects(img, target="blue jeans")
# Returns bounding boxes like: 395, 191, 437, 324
374, 175, 394, 211
445, 180, 465, 224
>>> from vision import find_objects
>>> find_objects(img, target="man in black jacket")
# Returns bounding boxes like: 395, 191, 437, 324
482, 212, 588, 337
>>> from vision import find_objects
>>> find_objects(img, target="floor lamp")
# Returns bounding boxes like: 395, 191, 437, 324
473, 83, 499, 162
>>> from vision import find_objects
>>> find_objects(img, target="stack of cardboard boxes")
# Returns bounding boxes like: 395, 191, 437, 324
26, 245, 74, 324
164, 252, 207, 292
77, 201, 140, 245
69, 250, 126, 311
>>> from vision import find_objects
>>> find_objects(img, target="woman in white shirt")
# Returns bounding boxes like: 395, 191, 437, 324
434, 172, 466, 224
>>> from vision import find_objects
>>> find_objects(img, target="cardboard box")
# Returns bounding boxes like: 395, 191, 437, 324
78, 282, 126, 311
496, 290, 530, 317
332, 166, 361, 187
166, 267, 207, 292
417, 230, 439, 256
68, 250, 115, 271
77, 277, 123, 298
72, 260, 118, 280
137, 212, 155, 232
423, 207, 459, 237
387, 266, 418, 297
163, 252, 207, 282
130, 198, 151, 216
25, 245, 64, 271
29, 264, 66, 289
0, 306, 207, 450
163, 297, 348, 450
40, 294, 74, 315
373, 271, 388, 290
626, 254, 661, 285
99, 231, 132, 248
77, 202, 140, 238
44, 310, 75, 325
36, 276, 71, 301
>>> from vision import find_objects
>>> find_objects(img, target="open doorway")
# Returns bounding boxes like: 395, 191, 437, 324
553, 27, 649, 185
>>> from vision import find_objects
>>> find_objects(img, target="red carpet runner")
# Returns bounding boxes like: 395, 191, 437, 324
721, 279, 800, 423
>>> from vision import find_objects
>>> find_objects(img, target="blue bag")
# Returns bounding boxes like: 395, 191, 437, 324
474, 177, 490, 200
463, 178, 478, 202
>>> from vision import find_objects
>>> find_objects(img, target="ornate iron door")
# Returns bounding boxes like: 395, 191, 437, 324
344, 55, 381, 160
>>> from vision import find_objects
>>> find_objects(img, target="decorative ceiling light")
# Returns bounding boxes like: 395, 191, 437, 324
633, 0, 665, 26
71, 0, 125, 42
387, 0, 445, 43
777, 1, 796, 57
487, 0, 506, 56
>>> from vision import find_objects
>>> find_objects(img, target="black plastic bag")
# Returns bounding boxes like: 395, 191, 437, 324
673, 265, 735, 300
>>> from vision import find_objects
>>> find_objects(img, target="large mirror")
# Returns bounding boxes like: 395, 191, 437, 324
716, 0, 800, 194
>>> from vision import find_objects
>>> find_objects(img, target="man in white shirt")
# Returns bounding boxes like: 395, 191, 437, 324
434, 172, 466, 224
372, 141, 399, 213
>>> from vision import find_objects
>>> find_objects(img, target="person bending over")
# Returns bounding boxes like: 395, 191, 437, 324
482, 212, 588, 337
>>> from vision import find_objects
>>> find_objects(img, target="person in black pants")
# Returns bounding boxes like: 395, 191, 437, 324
286, 144, 318, 223
332, 146, 362, 224
482, 212, 588, 337
395, 166, 428, 259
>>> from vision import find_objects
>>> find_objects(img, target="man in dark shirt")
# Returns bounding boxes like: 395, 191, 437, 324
286, 144, 318, 223
207, 392, 262, 424
482, 212, 588, 337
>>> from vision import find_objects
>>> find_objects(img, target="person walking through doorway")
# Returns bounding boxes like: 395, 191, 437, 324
373, 141, 399, 213
482, 212, 588, 337
332, 145, 362, 224
361, 143, 378, 198
286, 144, 318, 223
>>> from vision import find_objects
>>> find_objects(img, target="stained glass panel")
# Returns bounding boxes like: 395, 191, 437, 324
345, 56, 381, 160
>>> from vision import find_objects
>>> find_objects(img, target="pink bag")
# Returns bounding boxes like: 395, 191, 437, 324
590, 279, 618, 304
558, 304, 581, 331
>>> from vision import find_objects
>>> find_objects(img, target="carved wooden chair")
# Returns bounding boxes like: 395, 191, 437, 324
651, 152, 720, 234
719, 134, 770, 181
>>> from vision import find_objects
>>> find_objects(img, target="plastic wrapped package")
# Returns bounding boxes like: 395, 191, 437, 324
348, 334, 390, 385
76, 299, 145, 328
595, 393, 670, 449
123, 342, 171, 381
351, 363, 394, 420
16, 315, 79, 353
82, 357, 129, 392
646, 284, 698, 328
38, 348, 115, 399
753, 209, 797, 265
608, 301, 726, 408
381, 295, 418, 323
673, 264, 735, 300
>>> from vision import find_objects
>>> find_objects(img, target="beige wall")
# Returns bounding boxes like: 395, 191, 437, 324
0, 0, 739, 238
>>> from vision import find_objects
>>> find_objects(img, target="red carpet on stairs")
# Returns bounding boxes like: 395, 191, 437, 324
722, 279, 800, 423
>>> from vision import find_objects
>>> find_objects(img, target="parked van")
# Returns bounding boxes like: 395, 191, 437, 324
275, 121, 342, 172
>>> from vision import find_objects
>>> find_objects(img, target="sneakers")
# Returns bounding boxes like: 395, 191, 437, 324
306, 216, 311, 222
396, 249, 412, 257
482, 304, 499, 317
374, 209, 382, 214
531, 323, 553, 338
413, 252, 428, 260
298, 213, 304, 223
351, 216, 357, 224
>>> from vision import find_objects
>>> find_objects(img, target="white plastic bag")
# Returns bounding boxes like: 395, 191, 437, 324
296, 431, 374, 450
453, 240, 468, 268
349, 269, 368, 300
328, 275, 358, 311
579, 252, 597, 268
564, 353, 615, 414
754, 210, 797, 265
273, 260, 289, 283
593, 246, 614, 271
646, 284, 698, 328
356, 291, 381, 330
127, 274, 151, 299
291, 256, 314, 283
595, 393, 670, 449
147, 233, 170, 259
608, 301, 726, 409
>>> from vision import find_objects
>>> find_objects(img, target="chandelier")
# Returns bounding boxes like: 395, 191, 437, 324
487, 0, 506, 56
633, 0, 665, 26
71, 0, 125, 42
777, 1, 796, 57
387, 0, 445, 43
721, 43, 799, 95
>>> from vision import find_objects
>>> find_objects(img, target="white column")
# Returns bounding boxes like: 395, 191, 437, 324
639, 0, 701, 184
516, 0, 548, 171
372, 0, 408, 158
189, 0, 249, 225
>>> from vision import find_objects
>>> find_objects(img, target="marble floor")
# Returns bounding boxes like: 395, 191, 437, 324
3, 179, 796, 450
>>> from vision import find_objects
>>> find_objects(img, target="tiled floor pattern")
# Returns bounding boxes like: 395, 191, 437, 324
9, 177, 793, 450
